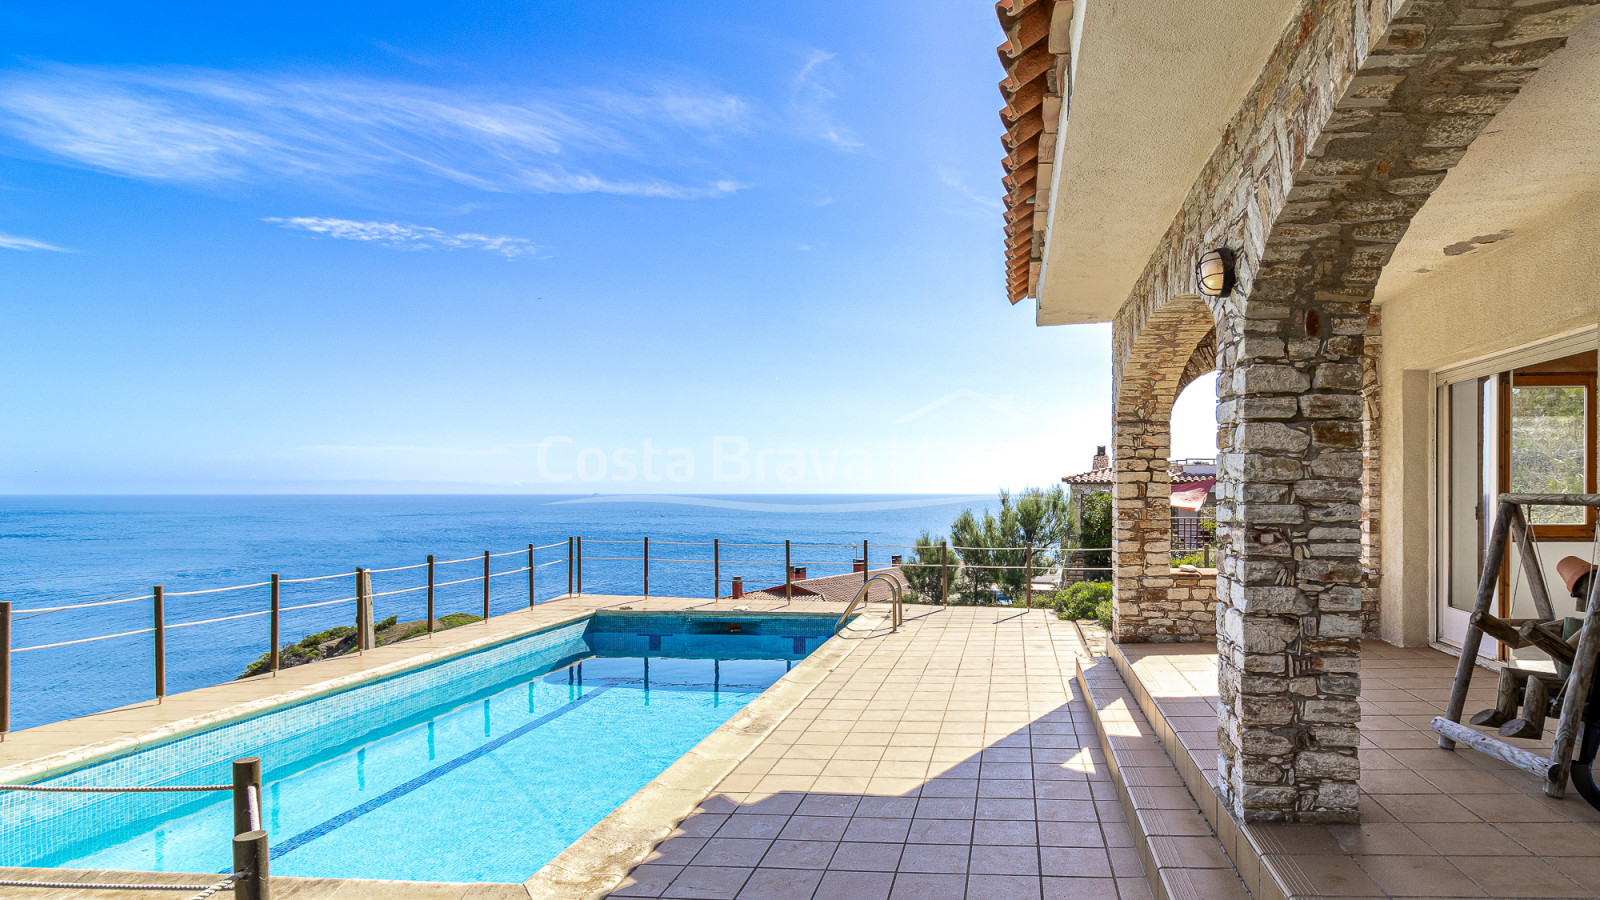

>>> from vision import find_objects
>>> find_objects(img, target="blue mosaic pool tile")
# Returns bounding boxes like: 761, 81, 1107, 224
1, 611, 841, 868
1, 619, 589, 866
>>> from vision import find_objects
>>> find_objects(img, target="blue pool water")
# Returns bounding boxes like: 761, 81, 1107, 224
0, 611, 840, 882
0, 493, 988, 729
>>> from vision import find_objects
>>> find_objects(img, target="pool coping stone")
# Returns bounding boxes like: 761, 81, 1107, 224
523, 607, 891, 900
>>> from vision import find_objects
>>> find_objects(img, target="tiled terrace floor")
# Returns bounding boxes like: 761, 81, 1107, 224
609, 606, 1153, 900
1118, 640, 1600, 900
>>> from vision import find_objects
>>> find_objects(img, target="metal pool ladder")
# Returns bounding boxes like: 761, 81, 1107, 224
834, 574, 903, 635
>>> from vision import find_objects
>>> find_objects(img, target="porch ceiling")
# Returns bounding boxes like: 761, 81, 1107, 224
1034, 0, 1301, 327
1377, 12, 1600, 303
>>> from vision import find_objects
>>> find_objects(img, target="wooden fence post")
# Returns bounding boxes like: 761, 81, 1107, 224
233, 829, 270, 900
427, 555, 436, 633
643, 536, 650, 597
714, 538, 720, 599
153, 585, 165, 702
355, 569, 373, 651
269, 575, 280, 675
482, 551, 491, 621
0, 600, 9, 737
232, 756, 261, 837
528, 544, 536, 607
1025, 544, 1033, 609
941, 541, 950, 606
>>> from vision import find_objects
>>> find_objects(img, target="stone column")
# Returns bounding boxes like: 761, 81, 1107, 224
1112, 298, 1218, 643
1361, 310, 1383, 635
1214, 297, 1366, 824
1111, 416, 1172, 642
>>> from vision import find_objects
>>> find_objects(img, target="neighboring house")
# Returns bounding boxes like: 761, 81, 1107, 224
996, 0, 1600, 825
1060, 446, 1217, 549
744, 565, 909, 605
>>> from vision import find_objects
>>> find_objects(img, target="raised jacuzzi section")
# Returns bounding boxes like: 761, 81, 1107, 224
0, 611, 843, 882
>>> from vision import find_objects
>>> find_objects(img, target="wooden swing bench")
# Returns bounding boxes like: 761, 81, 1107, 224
1431, 493, 1600, 804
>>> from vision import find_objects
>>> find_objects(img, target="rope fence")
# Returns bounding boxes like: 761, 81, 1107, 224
277, 596, 357, 614
0, 756, 271, 899
15, 627, 156, 654
14, 595, 153, 615
0, 782, 232, 793
163, 581, 274, 598
1, 534, 1128, 739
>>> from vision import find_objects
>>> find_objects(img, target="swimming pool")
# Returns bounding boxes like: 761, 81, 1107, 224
0, 611, 841, 882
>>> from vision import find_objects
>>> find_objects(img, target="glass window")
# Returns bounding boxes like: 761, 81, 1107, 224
1509, 383, 1588, 526
1447, 379, 1484, 612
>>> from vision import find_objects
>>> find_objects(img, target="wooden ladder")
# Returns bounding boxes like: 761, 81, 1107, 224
1431, 493, 1600, 798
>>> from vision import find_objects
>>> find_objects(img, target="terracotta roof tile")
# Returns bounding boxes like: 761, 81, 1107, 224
745, 567, 910, 606
1005, 138, 1039, 171
1061, 465, 1217, 486
1003, 79, 1046, 121
1002, 5, 1051, 57
995, 0, 1070, 306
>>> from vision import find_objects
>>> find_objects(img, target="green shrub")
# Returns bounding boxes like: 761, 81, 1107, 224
1050, 582, 1112, 620
380, 612, 482, 645
238, 612, 483, 678
1094, 598, 1113, 631
904, 531, 957, 603
1074, 492, 1113, 582
239, 623, 355, 678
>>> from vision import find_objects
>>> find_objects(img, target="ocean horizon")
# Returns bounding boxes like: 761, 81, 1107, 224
0, 493, 999, 729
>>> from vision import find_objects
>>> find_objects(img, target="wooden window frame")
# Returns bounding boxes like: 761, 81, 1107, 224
1497, 371, 1597, 542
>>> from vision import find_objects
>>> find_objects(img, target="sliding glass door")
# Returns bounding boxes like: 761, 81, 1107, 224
1435, 347, 1596, 660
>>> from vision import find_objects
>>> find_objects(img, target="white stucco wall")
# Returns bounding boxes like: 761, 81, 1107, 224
1374, 191, 1600, 646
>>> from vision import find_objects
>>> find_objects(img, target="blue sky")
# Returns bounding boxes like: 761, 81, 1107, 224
0, 1, 1218, 494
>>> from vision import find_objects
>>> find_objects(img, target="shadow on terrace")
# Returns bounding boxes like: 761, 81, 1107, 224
603, 605, 1162, 900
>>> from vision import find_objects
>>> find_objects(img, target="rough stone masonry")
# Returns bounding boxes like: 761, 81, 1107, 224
1108, 0, 1598, 823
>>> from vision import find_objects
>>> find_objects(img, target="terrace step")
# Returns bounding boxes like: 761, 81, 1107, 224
1105, 640, 1391, 900
1076, 652, 1252, 900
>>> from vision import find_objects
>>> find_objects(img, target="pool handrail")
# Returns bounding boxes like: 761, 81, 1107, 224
834, 574, 903, 635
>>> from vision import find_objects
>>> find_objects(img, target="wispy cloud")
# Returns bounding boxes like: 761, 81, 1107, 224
0, 65, 748, 199
0, 231, 68, 252
296, 443, 514, 456
791, 51, 860, 150
937, 167, 1003, 212
263, 216, 541, 257
894, 388, 1023, 425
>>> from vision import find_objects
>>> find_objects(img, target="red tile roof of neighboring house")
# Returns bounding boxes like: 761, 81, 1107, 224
996, 0, 1071, 305
1061, 466, 1216, 487
745, 568, 910, 605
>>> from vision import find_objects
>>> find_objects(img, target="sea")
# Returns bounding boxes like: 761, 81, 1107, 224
0, 494, 995, 730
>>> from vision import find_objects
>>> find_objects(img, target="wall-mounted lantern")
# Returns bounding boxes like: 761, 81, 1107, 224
1197, 248, 1235, 297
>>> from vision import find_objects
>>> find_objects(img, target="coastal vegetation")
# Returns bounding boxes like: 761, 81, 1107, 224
1048, 581, 1113, 630
907, 485, 1111, 605
237, 612, 483, 678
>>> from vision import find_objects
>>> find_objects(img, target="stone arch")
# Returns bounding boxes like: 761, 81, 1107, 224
1110, 295, 1216, 643
1109, 0, 1599, 823
1176, 328, 1218, 398
1212, 0, 1598, 825
1197, 0, 1600, 825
